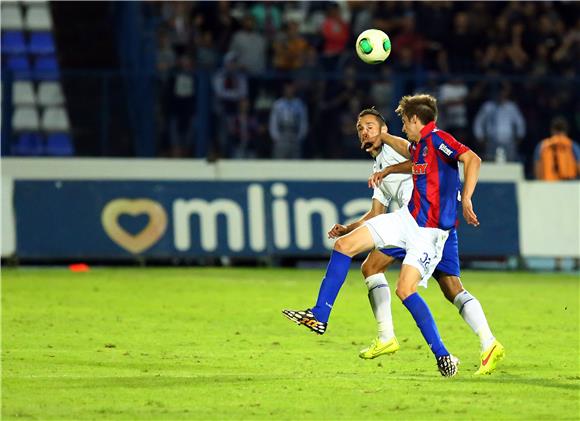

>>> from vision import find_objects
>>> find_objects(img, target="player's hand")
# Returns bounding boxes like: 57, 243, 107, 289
328, 224, 348, 239
368, 169, 390, 188
462, 198, 480, 227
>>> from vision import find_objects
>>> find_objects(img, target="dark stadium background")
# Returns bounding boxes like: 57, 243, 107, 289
1, 1, 579, 269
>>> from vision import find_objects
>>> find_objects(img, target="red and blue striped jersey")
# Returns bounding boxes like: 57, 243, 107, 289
408, 121, 469, 230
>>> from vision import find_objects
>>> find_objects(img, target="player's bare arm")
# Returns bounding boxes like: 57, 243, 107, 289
376, 132, 412, 159
368, 160, 413, 188
328, 199, 385, 239
458, 150, 482, 227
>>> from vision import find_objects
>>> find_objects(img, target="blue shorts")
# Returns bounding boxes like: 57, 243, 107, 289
381, 228, 460, 277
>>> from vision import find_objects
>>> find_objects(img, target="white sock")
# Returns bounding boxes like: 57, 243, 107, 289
453, 290, 495, 351
365, 274, 395, 342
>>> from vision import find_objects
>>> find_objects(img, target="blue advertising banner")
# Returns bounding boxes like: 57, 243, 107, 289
456, 183, 520, 256
14, 180, 519, 259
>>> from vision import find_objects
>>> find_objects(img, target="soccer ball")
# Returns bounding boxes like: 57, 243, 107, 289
355, 29, 391, 64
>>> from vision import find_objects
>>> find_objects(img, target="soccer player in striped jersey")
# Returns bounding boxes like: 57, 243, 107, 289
359, 104, 504, 375
326, 106, 504, 375
284, 94, 485, 377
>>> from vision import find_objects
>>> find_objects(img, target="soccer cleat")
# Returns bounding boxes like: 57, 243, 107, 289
282, 308, 327, 335
359, 337, 400, 359
437, 354, 460, 377
474, 339, 505, 375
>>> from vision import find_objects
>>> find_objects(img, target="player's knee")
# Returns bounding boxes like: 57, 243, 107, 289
395, 286, 411, 300
361, 258, 381, 278
334, 237, 355, 257
437, 274, 464, 302
395, 281, 416, 300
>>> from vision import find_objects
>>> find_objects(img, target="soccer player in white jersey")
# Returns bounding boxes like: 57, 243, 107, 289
326, 108, 412, 355
284, 94, 503, 377
329, 108, 504, 375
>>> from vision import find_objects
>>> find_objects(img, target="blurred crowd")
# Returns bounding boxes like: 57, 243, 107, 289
148, 1, 580, 176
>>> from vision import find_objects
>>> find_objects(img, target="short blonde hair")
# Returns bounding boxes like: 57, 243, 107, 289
395, 94, 438, 124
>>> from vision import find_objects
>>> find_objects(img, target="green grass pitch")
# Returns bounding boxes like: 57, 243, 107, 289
2, 267, 579, 420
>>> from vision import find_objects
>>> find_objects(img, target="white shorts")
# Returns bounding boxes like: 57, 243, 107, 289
364, 206, 449, 287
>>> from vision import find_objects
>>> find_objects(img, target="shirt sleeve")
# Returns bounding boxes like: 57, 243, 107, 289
432, 131, 470, 160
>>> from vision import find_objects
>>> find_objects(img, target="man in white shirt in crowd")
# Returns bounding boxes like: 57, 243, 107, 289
474, 83, 526, 162
269, 82, 308, 159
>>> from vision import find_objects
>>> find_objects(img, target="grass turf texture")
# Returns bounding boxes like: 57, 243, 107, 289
2, 268, 579, 420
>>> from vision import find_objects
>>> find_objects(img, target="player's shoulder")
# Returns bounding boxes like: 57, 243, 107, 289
433, 128, 468, 150
432, 128, 458, 142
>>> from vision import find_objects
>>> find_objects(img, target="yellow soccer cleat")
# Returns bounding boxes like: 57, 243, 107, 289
359, 337, 400, 359
474, 339, 505, 375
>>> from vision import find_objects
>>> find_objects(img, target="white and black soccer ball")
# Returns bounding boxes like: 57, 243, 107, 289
355, 29, 391, 64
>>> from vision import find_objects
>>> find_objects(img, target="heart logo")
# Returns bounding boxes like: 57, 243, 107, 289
101, 199, 168, 254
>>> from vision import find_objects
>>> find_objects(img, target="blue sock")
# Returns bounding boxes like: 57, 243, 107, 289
311, 250, 352, 323
402, 292, 449, 358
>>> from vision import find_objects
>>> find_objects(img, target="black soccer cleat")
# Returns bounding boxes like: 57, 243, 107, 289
282, 308, 327, 335
437, 354, 460, 377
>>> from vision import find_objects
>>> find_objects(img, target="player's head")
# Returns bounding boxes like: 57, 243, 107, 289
357, 107, 386, 157
550, 116, 568, 135
395, 94, 437, 142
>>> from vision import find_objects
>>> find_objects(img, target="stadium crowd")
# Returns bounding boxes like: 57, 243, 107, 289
149, 1, 580, 175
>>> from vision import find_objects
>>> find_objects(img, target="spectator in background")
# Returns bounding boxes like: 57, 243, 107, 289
505, 21, 529, 73
473, 83, 526, 162
228, 14, 267, 105
272, 20, 312, 73
269, 82, 308, 159
212, 51, 249, 158
250, 1, 282, 38
320, 2, 350, 71
316, 65, 362, 158
438, 78, 470, 149
213, 1, 239, 53
165, 55, 196, 158
442, 11, 479, 74
394, 12, 427, 66
534, 117, 580, 181
351, 1, 377, 37
161, 1, 193, 51
155, 30, 176, 157
195, 31, 220, 70
156, 30, 177, 75
534, 117, 580, 272
231, 98, 261, 158
339, 96, 364, 159
369, 66, 394, 121
553, 17, 580, 73
228, 15, 267, 76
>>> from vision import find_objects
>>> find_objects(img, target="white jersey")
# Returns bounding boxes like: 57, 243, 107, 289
372, 144, 413, 210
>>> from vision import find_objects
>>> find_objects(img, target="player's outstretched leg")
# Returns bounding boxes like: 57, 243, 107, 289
452, 289, 505, 375
398, 265, 459, 377
282, 249, 350, 335
283, 226, 375, 335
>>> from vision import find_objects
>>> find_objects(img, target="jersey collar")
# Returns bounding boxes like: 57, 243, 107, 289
420, 121, 437, 140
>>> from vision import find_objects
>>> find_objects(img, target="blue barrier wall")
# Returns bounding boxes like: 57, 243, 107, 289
14, 180, 519, 259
